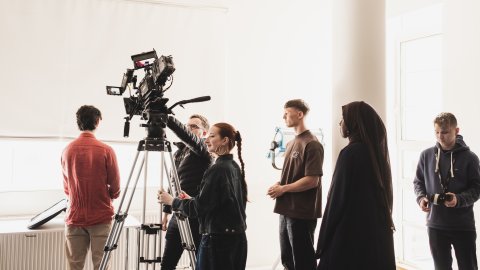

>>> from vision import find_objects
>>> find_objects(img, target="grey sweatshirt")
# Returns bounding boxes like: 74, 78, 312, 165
413, 135, 480, 231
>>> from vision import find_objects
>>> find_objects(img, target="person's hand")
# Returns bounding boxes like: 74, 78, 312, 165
158, 189, 174, 205
267, 182, 285, 199
419, 197, 430, 212
179, 191, 191, 200
444, 192, 457, 208
161, 213, 169, 231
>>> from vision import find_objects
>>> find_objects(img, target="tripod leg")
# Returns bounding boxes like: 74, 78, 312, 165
176, 217, 197, 270
100, 218, 126, 269
138, 150, 149, 263
158, 151, 165, 260
101, 139, 171, 270
164, 150, 197, 270
165, 150, 182, 194
99, 150, 145, 270
137, 150, 163, 267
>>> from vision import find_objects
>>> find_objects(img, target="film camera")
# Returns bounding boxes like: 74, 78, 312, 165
106, 49, 210, 138
428, 193, 454, 205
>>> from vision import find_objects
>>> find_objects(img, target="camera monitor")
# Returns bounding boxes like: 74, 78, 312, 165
131, 50, 158, 69
27, 199, 68, 229
106, 68, 135, 96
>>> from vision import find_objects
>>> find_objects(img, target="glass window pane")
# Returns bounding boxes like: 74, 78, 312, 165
403, 36, 442, 72
403, 189, 427, 224
0, 139, 162, 192
0, 141, 14, 190
403, 225, 434, 270
392, 4, 443, 269
402, 150, 421, 181
401, 34, 442, 141
12, 140, 66, 190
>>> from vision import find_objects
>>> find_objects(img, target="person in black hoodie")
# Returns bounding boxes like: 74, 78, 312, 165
316, 101, 395, 270
160, 114, 212, 270
159, 122, 248, 270
414, 112, 480, 270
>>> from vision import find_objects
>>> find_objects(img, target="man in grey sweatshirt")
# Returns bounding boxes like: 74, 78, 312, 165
414, 112, 480, 270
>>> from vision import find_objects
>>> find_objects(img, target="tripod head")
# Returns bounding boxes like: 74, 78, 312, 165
138, 95, 211, 140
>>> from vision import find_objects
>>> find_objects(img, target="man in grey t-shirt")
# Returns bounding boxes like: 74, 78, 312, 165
267, 99, 324, 270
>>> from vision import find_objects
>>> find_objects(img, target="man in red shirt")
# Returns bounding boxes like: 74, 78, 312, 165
61, 105, 120, 270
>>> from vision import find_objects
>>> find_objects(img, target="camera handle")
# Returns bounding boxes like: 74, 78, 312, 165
122, 96, 211, 139
123, 118, 130, 138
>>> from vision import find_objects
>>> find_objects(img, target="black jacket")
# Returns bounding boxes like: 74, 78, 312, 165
171, 154, 247, 234
163, 116, 212, 213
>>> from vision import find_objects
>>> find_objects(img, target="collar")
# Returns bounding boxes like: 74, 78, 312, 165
216, 154, 233, 161
296, 130, 311, 137
79, 131, 96, 138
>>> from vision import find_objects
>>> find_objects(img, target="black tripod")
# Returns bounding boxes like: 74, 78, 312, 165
101, 47, 210, 269
99, 120, 197, 270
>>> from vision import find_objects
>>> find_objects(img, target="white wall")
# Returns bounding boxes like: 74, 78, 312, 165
0, 0, 227, 141
0, 0, 227, 210
0, 2, 231, 251
386, 0, 442, 17
0, 0, 333, 268
10, 0, 480, 268
443, 0, 480, 257
443, 0, 480, 153
386, 0, 480, 267
225, 0, 332, 267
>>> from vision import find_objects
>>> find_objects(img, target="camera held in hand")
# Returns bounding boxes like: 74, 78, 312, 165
428, 193, 453, 205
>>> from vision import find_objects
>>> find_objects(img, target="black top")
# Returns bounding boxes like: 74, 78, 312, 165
316, 142, 395, 270
163, 116, 212, 213
172, 154, 247, 234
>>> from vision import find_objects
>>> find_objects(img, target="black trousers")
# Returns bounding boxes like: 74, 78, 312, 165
428, 227, 478, 270
279, 215, 317, 270
196, 232, 248, 270
160, 216, 200, 270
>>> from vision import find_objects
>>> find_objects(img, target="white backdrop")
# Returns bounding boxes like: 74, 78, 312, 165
0, 0, 226, 141
0, 0, 334, 269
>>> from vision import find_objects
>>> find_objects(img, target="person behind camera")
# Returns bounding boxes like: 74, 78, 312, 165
62, 105, 121, 270
158, 122, 248, 270
316, 101, 395, 270
160, 114, 212, 270
414, 112, 480, 270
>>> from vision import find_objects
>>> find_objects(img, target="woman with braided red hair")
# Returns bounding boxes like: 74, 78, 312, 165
159, 122, 248, 270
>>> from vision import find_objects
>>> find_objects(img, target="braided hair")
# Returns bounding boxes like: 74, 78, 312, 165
213, 123, 247, 201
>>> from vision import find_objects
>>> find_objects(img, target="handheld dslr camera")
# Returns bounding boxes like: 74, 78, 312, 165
106, 49, 210, 138
428, 193, 453, 205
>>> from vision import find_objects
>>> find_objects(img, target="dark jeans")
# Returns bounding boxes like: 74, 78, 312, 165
196, 232, 248, 270
161, 216, 200, 270
279, 215, 317, 270
428, 227, 478, 270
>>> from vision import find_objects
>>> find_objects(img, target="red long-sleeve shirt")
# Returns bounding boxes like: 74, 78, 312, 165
61, 132, 121, 226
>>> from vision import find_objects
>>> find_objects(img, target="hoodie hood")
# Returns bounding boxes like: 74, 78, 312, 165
434, 135, 470, 179
435, 134, 470, 154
